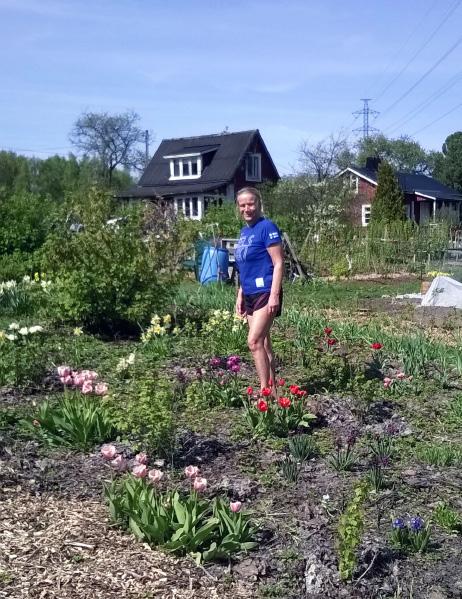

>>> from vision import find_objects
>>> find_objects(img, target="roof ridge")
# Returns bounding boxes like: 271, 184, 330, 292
162, 130, 257, 142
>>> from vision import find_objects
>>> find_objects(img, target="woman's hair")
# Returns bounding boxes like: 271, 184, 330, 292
235, 187, 264, 213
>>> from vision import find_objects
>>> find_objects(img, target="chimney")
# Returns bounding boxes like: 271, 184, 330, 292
365, 156, 381, 171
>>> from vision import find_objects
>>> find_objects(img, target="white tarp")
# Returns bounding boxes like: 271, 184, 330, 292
421, 276, 462, 308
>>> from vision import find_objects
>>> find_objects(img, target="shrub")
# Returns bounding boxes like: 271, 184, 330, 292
39, 189, 176, 332
105, 375, 177, 456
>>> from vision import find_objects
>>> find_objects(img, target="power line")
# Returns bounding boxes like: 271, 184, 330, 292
378, 32, 462, 120
410, 100, 462, 135
374, 0, 461, 102
1, 146, 73, 154
368, 0, 439, 99
384, 70, 462, 134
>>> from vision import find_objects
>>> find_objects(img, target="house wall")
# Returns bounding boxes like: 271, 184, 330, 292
233, 136, 278, 193
345, 179, 377, 226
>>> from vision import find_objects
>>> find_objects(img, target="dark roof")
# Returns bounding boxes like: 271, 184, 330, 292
142, 130, 256, 186
118, 129, 279, 199
347, 165, 462, 201
119, 180, 228, 199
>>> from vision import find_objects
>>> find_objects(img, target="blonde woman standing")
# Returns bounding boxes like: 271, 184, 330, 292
234, 187, 284, 393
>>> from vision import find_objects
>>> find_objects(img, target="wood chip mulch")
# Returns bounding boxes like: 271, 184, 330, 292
0, 486, 252, 598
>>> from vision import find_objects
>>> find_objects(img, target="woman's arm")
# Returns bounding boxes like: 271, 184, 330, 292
267, 243, 284, 315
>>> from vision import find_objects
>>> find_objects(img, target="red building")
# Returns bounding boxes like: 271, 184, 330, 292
338, 158, 462, 226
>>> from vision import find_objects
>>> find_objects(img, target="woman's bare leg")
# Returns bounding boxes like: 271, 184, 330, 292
247, 307, 274, 391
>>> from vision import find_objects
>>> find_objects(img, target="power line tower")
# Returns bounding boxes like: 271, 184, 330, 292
353, 99, 380, 139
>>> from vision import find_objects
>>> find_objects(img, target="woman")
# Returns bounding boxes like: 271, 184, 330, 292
234, 187, 284, 393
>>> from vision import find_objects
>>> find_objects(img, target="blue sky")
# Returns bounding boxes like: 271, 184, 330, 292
1, 0, 461, 175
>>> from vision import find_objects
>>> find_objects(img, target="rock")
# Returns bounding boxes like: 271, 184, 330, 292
426, 588, 447, 599
233, 557, 265, 581
304, 552, 332, 595
402, 469, 417, 476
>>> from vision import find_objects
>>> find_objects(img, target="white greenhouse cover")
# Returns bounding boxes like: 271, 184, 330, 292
421, 276, 462, 308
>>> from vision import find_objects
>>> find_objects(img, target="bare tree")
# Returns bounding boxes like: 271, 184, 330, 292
70, 110, 146, 184
298, 133, 353, 182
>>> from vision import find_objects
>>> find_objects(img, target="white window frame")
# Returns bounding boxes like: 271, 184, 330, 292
350, 174, 359, 193
174, 196, 201, 220
164, 153, 202, 180
361, 204, 371, 227
245, 153, 261, 182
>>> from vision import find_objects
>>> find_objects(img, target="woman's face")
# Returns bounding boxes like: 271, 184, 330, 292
237, 192, 261, 225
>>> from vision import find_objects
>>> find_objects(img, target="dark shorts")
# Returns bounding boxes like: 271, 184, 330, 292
244, 289, 283, 317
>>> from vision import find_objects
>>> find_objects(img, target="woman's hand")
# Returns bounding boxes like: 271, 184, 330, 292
267, 293, 280, 316
236, 292, 246, 317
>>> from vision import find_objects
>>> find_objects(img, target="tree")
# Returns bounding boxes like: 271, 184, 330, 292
69, 110, 146, 184
433, 132, 462, 192
370, 161, 405, 224
298, 133, 353, 182
356, 134, 438, 174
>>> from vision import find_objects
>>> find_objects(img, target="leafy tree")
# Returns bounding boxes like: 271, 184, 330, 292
69, 110, 146, 184
0, 151, 32, 194
0, 189, 55, 255
356, 134, 438, 174
370, 161, 405, 224
433, 132, 462, 192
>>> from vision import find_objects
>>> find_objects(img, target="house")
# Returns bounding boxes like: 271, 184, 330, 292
338, 157, 462, 226
118, 129, 279, 219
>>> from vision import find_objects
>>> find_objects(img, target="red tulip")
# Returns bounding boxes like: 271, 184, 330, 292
257, 400, 268, 412
327, 338, 337, 346
289, 384, 300, 394
278, 397, 291, 408
246, 386, 253, 395
371, 342, 383, 350
261, 387, 272, 397
324, 327, 333, 335
278, 378, 286, 386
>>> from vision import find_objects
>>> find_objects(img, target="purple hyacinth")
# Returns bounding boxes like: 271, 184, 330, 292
410, 516, 424, 531
210, 357, 222, 368
392, 517, 406, 529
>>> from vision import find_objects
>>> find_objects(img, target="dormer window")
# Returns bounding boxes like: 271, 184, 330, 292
164, 153, 202, 180
246, 153, 261, 182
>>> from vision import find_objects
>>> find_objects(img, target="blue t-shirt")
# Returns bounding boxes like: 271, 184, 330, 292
235, 217, 282, 295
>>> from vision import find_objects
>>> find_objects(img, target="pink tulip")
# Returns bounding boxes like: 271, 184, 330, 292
148, 468, 164, 483
111, 455, 127, 470
134, 452, 148, 465
193, 477, 207, 492
230, 501, 242, 513
57, 365, 72, 377
60, 375, 74, 386
95, 382, 108, 396
101, 444, 117, 460
396, 372, 406, 380
184, 465, 199, 479
81, 380, 93, 394
73, 372, 86, 387
132, 464, 148, 478
81, 369, 98, 381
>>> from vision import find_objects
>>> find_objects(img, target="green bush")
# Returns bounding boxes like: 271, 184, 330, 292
40, 189, 176, 332
106, 375, 177, 456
